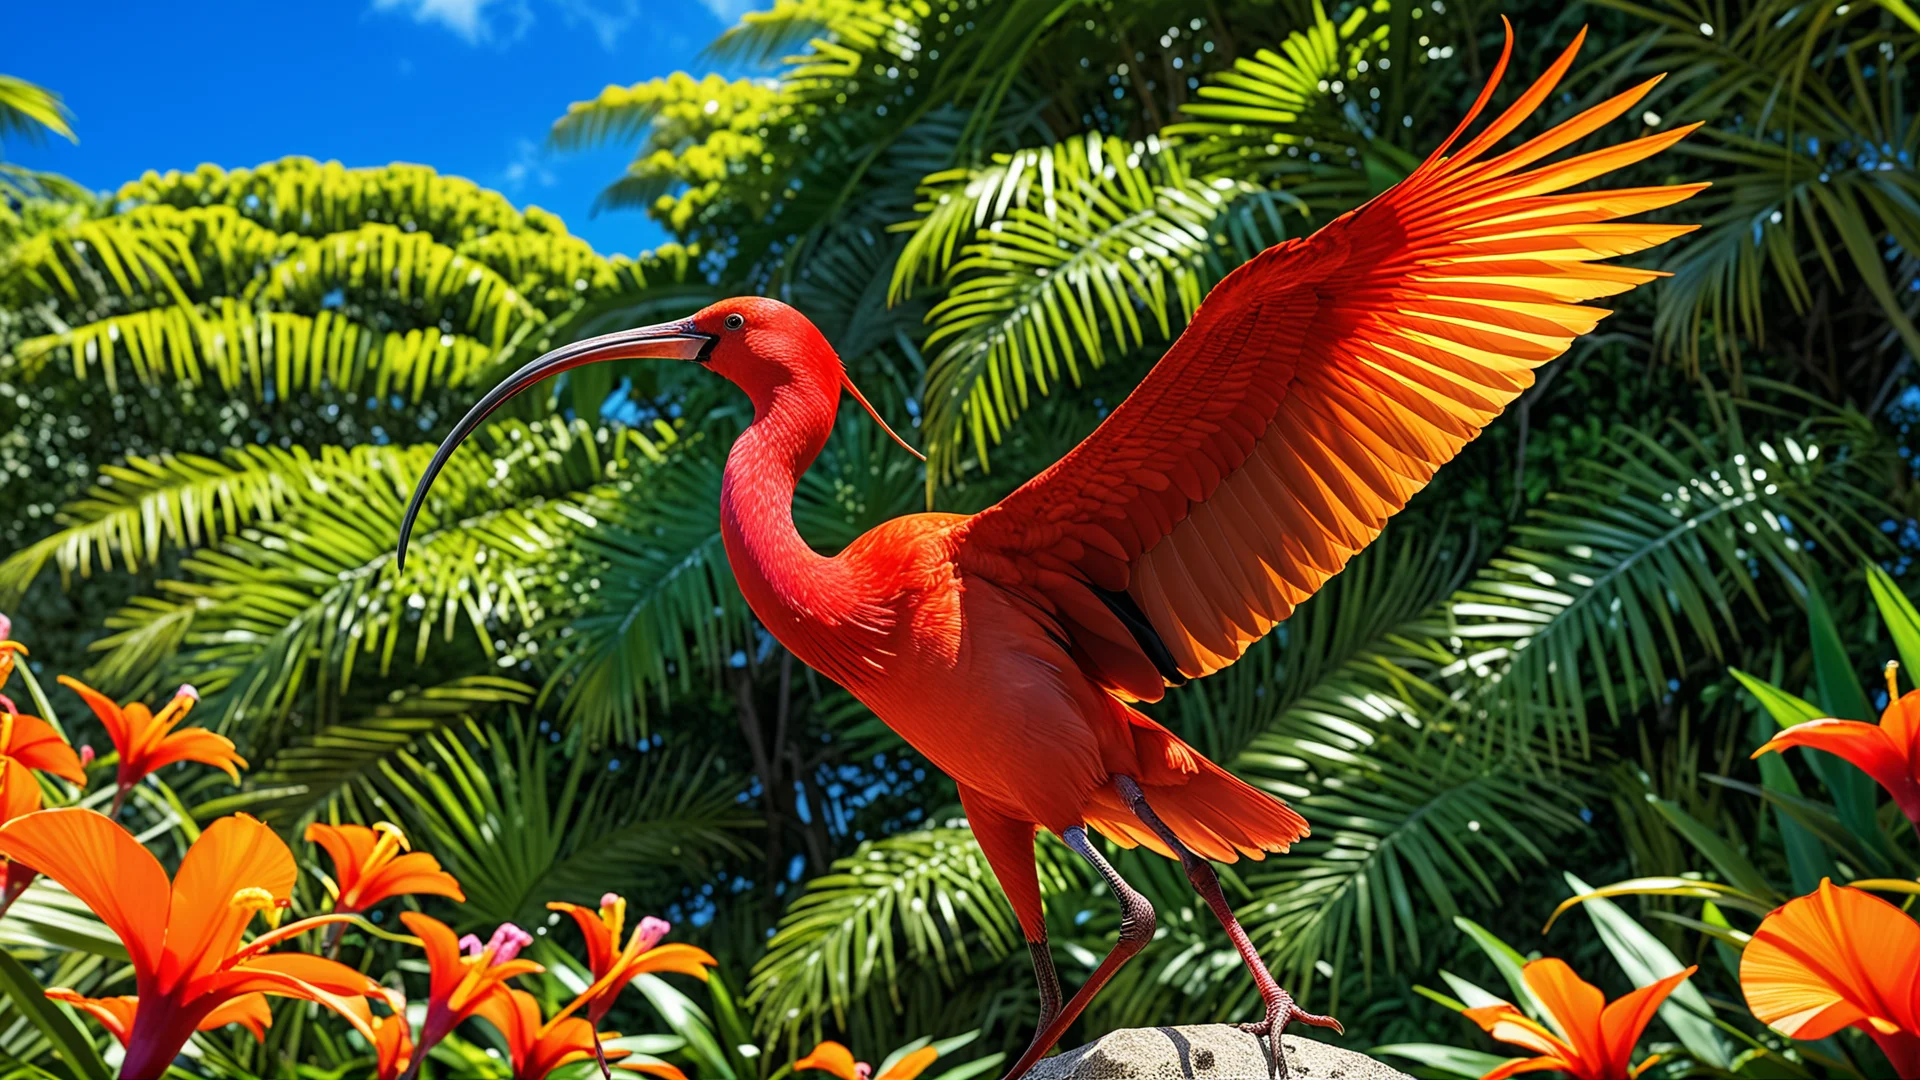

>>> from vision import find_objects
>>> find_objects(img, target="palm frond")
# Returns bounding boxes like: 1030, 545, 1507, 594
90, 417, 630, 734
746, 827, 1088, 1044
705, 0, 903, 69
0, 442, 418, 600
543, 436, 749, 745
116, 157, 541, 241
1237, 740, 1582, 1008
2, 204, 282, 310
917, 134, 1256, 485
1455, 412, 1891, 741
377, 717, 758, 927
0, 75, 76, 144
12, 304, 494, 401
189, 676, 534, 826
1166, 0, 1390, 170
251, 224, 544, 349
1589, 0, 1920, 370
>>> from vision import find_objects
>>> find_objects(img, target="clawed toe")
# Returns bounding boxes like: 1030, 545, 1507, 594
1239, 991, 1343, 1080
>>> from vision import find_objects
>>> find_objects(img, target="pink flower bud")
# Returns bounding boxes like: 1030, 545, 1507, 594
635, 915, 671, 952
484, 923, 533, 964
0, 614, 11, 641
175, 684, 200, 703
78, 746, 95, 768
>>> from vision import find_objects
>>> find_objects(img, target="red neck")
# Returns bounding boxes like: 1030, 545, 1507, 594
719, 364, 872, 664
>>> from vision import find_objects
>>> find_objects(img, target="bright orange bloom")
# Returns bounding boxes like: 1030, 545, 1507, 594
547, 895, 715, 1027
59, 676, 246, 814
368, 1008, 414, 1080
795, 1041, 939, 1080
0, 809, 400, 1080
1462, 958, 1696, 1080
0, 697, 88, 913
1741, 879, 1920, 1076
306, 821, 464, 914
401, 911, 542, 1068
1753, 667, 1920, 825
473, 987, 688, 1080
47, 989, 274, 1045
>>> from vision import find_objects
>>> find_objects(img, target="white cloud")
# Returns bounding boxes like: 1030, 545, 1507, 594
374, 0, 767, 49
697, 0, 765, 22
551, 0, 641, 50
497, 138, 558, 194
372, 0, 534, 45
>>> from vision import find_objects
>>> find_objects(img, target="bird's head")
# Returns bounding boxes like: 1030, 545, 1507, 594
394, 297, 919, 567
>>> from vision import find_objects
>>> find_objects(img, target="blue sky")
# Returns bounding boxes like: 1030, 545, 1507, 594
6, 0, 768, 255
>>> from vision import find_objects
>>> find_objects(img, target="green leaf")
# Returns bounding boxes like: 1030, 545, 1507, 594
1545, 877, 1774, 925
1804, 582, 1889, 859
0, 887, 127, 962
1866, 562, 1920, 680
631, 973, 736, 1080
1436, 970, 1510, 1010
1699, 902, 1749, 981
1373, 1045, 1514, 1080
1451, 919, 1548, 1021
1731, 669, 1863, 885
1730, 668, 1824, 727
0, 76, 76, 144
0, 950, 111, 1080
1646, 796, 1779, 903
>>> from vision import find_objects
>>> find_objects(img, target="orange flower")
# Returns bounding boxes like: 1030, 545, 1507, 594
473, 987, 688, 1080
795, 1041, 939, 1080
401, 911, 542, 1071
1753, 665, 1920, 825
0, 809, 400, 1080
306, 821, 464, 914
47, 990, 273, 1045
1462, 958, 1697, 1080
59, 676, 246, 815
0, 700, 88, 914
369, 1009, 414, 1080
547, 895, 714, 1027
1741, 879, 1920, 1076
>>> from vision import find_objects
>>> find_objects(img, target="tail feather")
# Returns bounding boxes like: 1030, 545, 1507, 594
1085, 710, 1309, 863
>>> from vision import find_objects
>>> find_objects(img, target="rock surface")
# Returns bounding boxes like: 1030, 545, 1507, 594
1025, 1025, 1414, 1080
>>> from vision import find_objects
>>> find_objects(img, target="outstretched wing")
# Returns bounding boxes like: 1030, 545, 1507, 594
953, 26, 1704, 701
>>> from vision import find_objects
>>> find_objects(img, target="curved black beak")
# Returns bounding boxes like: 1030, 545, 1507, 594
395, 319, 716, 569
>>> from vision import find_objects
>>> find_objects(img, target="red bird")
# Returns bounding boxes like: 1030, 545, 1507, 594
400, 26, 1699, 1079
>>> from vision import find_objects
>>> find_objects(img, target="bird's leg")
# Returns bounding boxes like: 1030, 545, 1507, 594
1114, 776, 1340, 1080
1003, 937, 1063, 1077
1000, 826, 1155, 1080
1030, 937, 1063, 1032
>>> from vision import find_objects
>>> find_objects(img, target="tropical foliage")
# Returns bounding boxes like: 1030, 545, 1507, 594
1378, 573, 1920, 1080
2, 0, 1919, 1073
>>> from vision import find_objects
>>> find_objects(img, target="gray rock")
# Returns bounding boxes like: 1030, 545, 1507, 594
1025, 1025, 1414, 1080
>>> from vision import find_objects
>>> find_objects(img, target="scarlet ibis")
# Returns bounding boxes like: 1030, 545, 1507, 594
399, 25, 1700, 1079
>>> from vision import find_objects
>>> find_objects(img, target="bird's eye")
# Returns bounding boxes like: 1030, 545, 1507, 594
724, 313, 745, 331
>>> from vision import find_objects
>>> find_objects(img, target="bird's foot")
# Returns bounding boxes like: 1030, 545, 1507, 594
1238, 985, 1342, 1080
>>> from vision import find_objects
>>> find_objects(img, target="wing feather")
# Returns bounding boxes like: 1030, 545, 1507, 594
954, 25, 1702, 689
